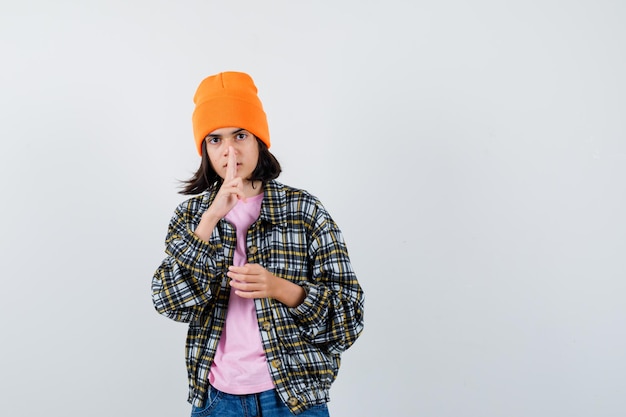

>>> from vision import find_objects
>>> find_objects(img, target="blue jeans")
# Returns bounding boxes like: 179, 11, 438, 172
190, 385, 330, 417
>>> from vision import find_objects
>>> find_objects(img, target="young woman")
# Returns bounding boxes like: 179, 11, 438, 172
152, 71, 364, 417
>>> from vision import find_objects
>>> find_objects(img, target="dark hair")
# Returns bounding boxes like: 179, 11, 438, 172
179, 138, 282, 195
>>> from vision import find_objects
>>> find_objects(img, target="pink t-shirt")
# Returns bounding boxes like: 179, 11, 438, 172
209, 193, 275, 394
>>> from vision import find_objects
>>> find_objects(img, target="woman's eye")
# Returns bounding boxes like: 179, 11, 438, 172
206, 137, 220, 144
236, 133, 247, 140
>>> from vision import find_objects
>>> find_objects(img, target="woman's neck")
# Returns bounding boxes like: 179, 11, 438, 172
242, 179, 263, 197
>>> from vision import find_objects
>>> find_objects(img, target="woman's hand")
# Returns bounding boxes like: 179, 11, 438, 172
228, 264, 306, 308
194, 147, 243, 241
206, 146, 246, 219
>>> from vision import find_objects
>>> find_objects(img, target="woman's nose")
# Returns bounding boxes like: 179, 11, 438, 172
222, 139, 232, 153
224, 144, 236, 157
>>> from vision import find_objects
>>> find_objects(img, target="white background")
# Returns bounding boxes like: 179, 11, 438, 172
1, 1, 625, 416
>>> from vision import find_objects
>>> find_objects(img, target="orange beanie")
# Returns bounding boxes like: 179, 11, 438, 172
192, 71, 270, 155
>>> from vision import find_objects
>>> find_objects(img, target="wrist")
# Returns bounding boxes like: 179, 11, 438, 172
194, 212, 219, 241
276, 278, 306, 308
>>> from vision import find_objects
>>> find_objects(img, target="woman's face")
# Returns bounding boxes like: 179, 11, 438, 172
204, 127, 260, 182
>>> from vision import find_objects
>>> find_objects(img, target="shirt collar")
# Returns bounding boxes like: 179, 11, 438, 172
259, 180, 288, 226
204, 179, 288, 227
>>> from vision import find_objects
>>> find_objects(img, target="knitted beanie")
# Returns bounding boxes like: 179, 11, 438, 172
191, 71, 270, 155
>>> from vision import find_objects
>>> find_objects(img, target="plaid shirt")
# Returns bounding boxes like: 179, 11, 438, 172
152, 180, 364, 415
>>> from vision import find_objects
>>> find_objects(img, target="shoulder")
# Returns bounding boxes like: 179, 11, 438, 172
264, 180, 333, 225
172, 192, 212, 217
265, 180, 324, 207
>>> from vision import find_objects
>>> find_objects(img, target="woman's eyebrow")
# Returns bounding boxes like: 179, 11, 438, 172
205, 128, 246, 139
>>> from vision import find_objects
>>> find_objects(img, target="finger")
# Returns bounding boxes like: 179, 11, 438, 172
233, 289, 255, 299
225, 146, 237, 181
230, 280, 261, 293
237, 263, 261, 273
227, 271, 245, 281
229, 264, 262, 276
228, 265, 250, 274
229, 279, 250, 289
229, 180, 247, 200
219, 178, 246, 203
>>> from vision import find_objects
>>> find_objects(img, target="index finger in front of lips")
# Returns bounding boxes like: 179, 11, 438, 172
225, 146, 237, 181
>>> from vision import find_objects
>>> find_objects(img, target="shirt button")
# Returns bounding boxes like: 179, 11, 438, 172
287, 397, 299, 406
248, 245, 258, 254
261, 321, 272, 331
271, 359, 282, 368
